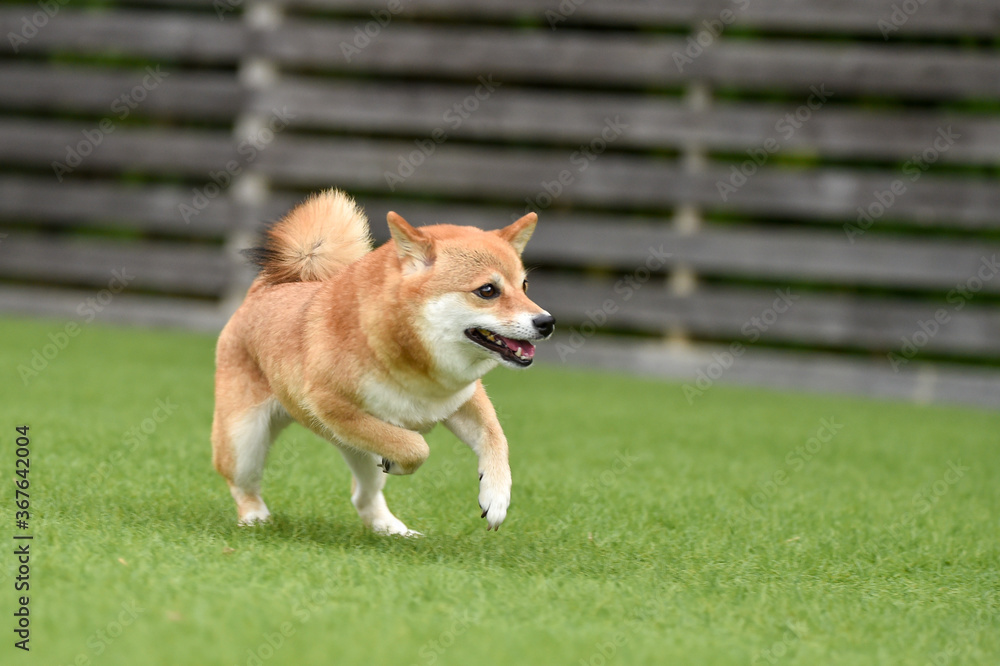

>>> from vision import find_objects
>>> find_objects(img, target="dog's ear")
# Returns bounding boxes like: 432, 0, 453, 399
387, 211, 435, 275
496, 213, 537, 257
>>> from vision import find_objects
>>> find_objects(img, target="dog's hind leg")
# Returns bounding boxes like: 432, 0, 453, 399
212, 341, 290, 525
337, 445, 420, 537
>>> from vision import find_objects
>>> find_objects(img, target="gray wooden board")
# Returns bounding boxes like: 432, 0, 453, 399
0, 234, 230, 297
2, 282, 994, 408
0, 8, 246, 62
535, 335, 1000, 409
256, 136, 1000, 227
262, 195, 998, 294
0, 63, 243, 122
0, 285, 227, 332
0, 176, 232, 238
0, 119, 236, 177
258, 78, 1000, 165
280, 0, 1000, 36
264, 21, 1000, 99
525, 274, 1000, 357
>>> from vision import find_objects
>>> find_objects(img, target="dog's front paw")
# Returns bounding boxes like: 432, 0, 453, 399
371, 515, 423, 538
478, 471, 511, 531
238, 506, 271, 526
380, 457, 410, 475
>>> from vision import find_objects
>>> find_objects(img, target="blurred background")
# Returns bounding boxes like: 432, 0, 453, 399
1, 0, 998, 406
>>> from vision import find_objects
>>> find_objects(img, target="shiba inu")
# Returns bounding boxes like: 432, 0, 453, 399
211, 190, 554, 535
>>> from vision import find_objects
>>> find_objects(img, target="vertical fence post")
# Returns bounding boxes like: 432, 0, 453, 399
665, 78, 710, 347
222, 0, 285, 315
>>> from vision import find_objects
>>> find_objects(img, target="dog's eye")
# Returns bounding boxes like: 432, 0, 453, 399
474, 283, 499, 299
523, 279, 529, 293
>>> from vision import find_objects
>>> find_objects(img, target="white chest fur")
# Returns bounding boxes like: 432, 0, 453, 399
359, 377, 476, 432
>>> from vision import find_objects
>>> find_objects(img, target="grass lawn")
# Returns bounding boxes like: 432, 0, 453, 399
2, 316, 998, 665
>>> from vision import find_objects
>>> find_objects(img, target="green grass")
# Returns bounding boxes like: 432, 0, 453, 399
1, 316, 998, 665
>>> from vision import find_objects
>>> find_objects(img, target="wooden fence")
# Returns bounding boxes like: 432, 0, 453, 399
1, 1, 998, 404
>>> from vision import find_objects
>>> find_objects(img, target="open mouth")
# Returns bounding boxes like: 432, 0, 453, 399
465, 328, 535, 366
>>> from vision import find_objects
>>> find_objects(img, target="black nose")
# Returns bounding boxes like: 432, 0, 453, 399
532, 313, 555, 337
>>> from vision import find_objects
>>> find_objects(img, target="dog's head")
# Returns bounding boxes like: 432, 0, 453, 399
386, 211, 555, 383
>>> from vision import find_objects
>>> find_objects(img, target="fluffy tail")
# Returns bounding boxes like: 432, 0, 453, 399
245, 189, 372, 284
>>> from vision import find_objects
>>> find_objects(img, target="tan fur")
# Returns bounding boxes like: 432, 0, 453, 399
212, 191, 551, 533
253, 189, 372, 284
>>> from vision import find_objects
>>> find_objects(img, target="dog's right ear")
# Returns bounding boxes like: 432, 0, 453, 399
387, 211, 435, 275
496, 212, 537, 257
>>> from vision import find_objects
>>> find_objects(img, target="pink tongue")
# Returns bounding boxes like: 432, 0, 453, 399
498, 335, 535, 359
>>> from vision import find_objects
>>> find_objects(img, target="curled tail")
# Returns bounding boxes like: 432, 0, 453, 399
244, 189, 372, 284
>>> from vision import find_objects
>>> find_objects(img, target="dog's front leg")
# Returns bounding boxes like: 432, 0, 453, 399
444, 381, 511, 531
303, 394, 431, 475
301, 393, 431, 536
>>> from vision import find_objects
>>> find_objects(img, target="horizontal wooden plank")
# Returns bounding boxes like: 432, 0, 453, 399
535, 335, 1000, 409
282, 0, 1000, 36
0, 63, 242, 121
0, 234, 230, 297
257, 137, 1000, 227
260, 78, 1000, 164
0, 119, 236, 177
265, 21, 1000, 99
0, 285, 227, 332
0, 176, 232, 238
526, 222, 1000, 294
317, 198, 1000, 293
0, 8, 245, 62
2, 8, 996, 100
527, 275, 1000, 357
3, 282, 996, 408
